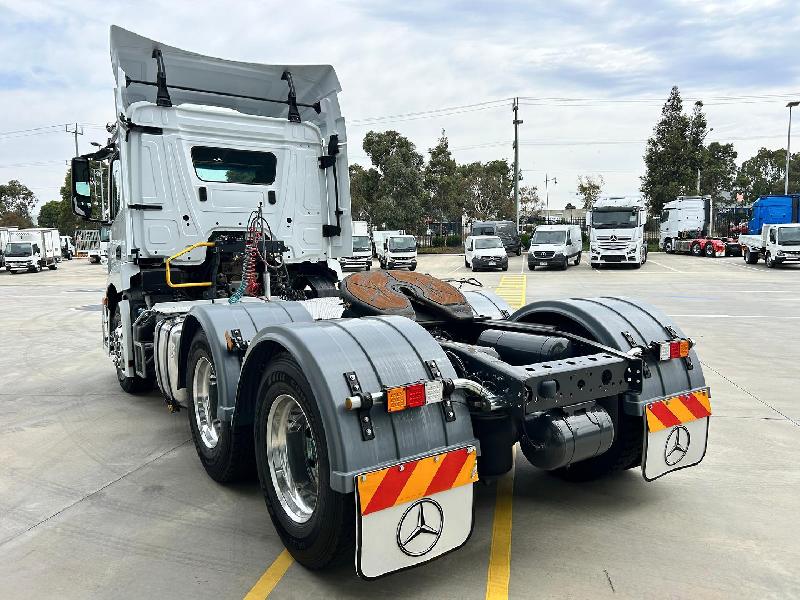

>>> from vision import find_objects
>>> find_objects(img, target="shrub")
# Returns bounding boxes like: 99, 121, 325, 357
520, 232, 530, 250
445, 235, 462, 247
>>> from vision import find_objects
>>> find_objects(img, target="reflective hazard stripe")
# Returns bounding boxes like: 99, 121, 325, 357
358, 447, 478, 515
646, 389, 712, 432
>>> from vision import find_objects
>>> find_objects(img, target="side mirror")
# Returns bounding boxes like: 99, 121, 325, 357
71, 157, 93, 219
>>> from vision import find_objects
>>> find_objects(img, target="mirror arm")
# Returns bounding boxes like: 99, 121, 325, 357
152, 48, 172, 107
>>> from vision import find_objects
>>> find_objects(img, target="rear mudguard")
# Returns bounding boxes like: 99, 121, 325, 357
177, 301, 313, 423
511, 296, 706, 415
235, 315, 476, 494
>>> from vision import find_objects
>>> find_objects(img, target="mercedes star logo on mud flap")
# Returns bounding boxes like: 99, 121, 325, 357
396, 498, 444, 557
664, 425, 691, 466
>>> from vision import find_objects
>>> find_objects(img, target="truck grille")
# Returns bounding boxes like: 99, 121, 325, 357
598, 241, 627, 251
533, 251, 555, 259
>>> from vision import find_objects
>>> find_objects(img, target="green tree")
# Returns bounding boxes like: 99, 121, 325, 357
700, 142, 738, 203
361, 130, 426, 231
734, 147, 800, 200
37, 200, 62, 228
518, 185, 542, 222
687, 100, 709, 192
424, 131, 464, 227
0, 179, 36, 227
576, 174, 604, 209
641, 86, 694, 214
349, 163, 381, 223
460, 160, 514, 221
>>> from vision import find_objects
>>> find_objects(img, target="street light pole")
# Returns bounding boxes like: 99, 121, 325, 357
786, 101, 799, 195
512, 98, 523, 230
545, 173, 557, 222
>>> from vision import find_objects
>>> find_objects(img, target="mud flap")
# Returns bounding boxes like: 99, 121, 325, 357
642, 388, 711, 481
355, 446, 478, 579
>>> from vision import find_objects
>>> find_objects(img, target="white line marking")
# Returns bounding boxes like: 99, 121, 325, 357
670, 314, 800, 319
647, 258, 679, 272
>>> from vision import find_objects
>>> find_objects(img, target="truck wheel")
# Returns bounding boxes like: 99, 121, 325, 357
187, 330, 254, 483
111, 305, 152, 394
560, 259, 568, 270
48, 263, 57, 270
664, 239, 673, 253
691, 242, 702, 256
409, 264, 417, 271
766, 252, 776, 268
254, 353, 354, 569
704, 243, 716, 258
534, 411, 644, 482
574, 252, 582, 266
516, 247, 522, 256
744, 249, 759, 264
465, 257, 469, 268
471, 259, 479, 272
641, 248, 647, 265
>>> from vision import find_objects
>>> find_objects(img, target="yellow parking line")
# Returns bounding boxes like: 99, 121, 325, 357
485, 447, 516, 600
494, 275, 527, 309
243, 549, 294, 600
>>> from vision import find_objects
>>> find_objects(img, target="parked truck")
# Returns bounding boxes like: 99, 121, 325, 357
339, 220, 371, 271
370, 229, 403, 257
70, 26, 712, 580
4, 228, 59, 273
737, 194, 800, 267
0, 226, 19, 269
588, 196, 648, 268
659, 196, 741, 258
88, 224, 111, 263
376, 233, 417, 270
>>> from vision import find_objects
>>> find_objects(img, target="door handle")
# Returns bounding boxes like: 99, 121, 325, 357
198, 186, 207, 202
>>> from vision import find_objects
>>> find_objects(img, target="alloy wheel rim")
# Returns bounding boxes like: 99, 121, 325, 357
192, 357, 220, 449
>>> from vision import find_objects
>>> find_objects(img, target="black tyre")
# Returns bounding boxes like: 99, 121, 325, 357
591, 263, 599, 269
766, 252, 776, 268
632, 260, 642, 269
254, 353, 354, 569
471, 259, 479, 272
502, 264, 509, 271
744, 249, 759, 264
642, 248, 647, 265
691, 242, 702, 256
574, 252, 582, 266
48, 263, 57, 270
560, 259, 568, 270
465, 257, 469, 268
664, 239, 673, 253
111, 305, 152, 394
535, 411, 643, 482
409, 264, 417, 271
528, 262, 535, 271
187, 330, 254, 483
516, 247, 521, 256
705, 243, 715, 257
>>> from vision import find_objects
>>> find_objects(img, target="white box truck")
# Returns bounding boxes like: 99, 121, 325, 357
66, 26, 712, 580
376, 233, 417, 270
339, 220, 372, 271
371, 229, 403, 257
0, 226, 19, 269
588, 196, 648, 268
4, 228, 59, 273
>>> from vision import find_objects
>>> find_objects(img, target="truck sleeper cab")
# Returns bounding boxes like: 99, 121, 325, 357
71, 26, 714, 581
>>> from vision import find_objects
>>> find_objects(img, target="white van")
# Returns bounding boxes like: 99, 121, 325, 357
464, 235, 509, 271
527, 224, 582, 270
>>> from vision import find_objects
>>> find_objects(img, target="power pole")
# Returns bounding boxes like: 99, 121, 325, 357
65, 123, 83, 157
513, 98, 523, 230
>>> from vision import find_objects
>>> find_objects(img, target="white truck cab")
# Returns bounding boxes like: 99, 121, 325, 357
339, 220, 371, 271
377, 234, 417, 270
659, 196, 710, 251
0, 226, 19, 269
527, 224, 582, 271
740, 223, 800, 267
88, 225, 110, 264
588, 196, 647, 268
464, 235, 508, 271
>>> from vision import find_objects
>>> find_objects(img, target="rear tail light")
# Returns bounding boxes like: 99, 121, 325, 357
653, 339, 692, 361
345, 380, 444, 414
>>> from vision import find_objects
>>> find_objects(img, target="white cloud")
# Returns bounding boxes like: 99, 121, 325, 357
0, 0, 797, 218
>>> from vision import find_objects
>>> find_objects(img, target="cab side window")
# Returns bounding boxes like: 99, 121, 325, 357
769, 229, 776, 243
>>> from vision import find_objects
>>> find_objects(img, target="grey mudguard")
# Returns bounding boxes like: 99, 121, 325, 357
462, 289, 512, 319
511, 296, 706, 415
236, 315, 477, 494
178, 301, 313, 423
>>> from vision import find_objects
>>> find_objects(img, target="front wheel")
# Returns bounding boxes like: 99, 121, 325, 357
254, 353, 354, 569
766, 252, 776, 268
187, 330, 254, 483
574, 252, 582, 266
516, 247, 521, 256
691, 242, 702, 256
111, 305, 152, 394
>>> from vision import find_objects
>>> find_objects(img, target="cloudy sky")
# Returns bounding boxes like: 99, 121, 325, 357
1, 0, 799, 215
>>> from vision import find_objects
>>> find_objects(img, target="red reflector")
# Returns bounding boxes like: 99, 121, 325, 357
669, 341, 681, 359
406, 383, 426, 408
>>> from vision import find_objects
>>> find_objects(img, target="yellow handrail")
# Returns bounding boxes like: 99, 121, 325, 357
165, 242, 215, 288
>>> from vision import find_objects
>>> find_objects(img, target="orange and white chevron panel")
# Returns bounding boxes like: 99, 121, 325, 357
357, 446, 478, 516
646, 389, 712, 433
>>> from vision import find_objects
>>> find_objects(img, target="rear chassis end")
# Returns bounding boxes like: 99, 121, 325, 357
141, 270, 708, 579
